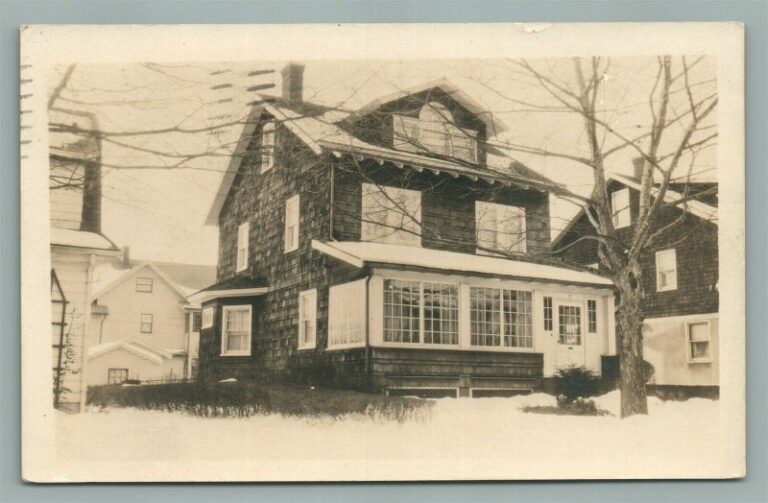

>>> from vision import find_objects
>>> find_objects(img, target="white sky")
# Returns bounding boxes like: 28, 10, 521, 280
48, 57, 717, 265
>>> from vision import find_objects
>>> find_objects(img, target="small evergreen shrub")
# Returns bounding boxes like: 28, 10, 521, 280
554, 365, 601, 404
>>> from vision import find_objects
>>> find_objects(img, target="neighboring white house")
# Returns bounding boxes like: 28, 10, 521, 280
86, 257, 216, 385
49, 107, 123, 412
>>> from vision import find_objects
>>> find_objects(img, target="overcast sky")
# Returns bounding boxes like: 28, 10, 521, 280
48, 56, 717, 265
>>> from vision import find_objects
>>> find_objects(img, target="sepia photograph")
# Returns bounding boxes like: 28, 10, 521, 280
19, 22, 745, 482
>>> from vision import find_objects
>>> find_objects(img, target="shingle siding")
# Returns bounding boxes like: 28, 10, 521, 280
200, 108, 554, 387
556, 182, 718, 318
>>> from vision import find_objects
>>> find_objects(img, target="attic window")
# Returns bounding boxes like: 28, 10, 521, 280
260, 121, 275, 173
393, 102, 477, 162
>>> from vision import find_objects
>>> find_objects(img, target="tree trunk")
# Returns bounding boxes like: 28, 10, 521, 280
616, 279, 649, 418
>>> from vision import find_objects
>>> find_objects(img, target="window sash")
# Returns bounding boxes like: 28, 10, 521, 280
475, 201, 526, 255
688, 322, 711, 360
611, 188, 631, 228
108, 368, 128, 385
328, 279, 366, 347
392, 108, 478, 162
222, 306, 252, 356
284, 195, 300, 252
557, 305, 582, 345
587, 299, 598, 333
140, 313, 153, 334
260, 121, 275, 173
543, 296, 553, 331
361, 184, 421, 246
236, 222, 249, 272
135, 277, 153, 292
298, 289, 317, 349
655, 249, 678, 291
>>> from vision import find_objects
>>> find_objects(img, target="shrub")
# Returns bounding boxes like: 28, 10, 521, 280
523, 398, 611, 416
86, 380, 432, 421
554, 365, 600, 404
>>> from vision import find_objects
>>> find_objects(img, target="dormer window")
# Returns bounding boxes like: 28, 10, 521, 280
393, 102, 477, 162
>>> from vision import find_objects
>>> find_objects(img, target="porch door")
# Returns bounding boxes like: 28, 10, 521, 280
554, 300, 586, 369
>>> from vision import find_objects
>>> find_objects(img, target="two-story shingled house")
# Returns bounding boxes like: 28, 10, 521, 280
195, 63, 617, 398
553, 161, 719, 396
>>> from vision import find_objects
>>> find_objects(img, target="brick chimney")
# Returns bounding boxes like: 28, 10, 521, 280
281, 63, 305, 105
122, 246, 131, 268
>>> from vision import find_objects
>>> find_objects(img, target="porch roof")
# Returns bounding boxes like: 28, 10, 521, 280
311, 240, 614, 288
188, 275, 270, 304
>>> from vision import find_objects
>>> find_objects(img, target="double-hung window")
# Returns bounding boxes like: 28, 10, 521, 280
611, 188, 631, 228
236, 222, 249, 272
655, 248, 678, 291
201, 306, 214, 329
221, 305, 251, 356
475, 201, 526, 255
260, 121, 275, 173
284, 195, 300, 253
587, 299, 598, 333
361, 184, 421, 246
140, 313, 153, 334
298, 289, 317, 350
469, 287, 533, 348
687, 321, 711, 363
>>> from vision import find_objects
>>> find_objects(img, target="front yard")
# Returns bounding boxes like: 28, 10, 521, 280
52, 384, 728, 481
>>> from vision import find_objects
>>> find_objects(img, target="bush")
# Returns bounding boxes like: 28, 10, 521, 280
554, 365, 600, 404
523, 398, 611, 416
87, 380, 432, 421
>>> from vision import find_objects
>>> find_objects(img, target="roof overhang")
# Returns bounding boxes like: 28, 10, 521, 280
311, 240, 614, 289
189, 287, 270, 304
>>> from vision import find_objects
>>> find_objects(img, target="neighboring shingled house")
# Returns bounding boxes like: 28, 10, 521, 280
195, 63, 617, 398
86, 255, 216, 385
552, 164, 719, 396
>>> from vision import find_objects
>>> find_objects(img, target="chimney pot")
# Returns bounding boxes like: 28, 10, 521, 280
281, 63, 305, 105
632, 157, 645, 180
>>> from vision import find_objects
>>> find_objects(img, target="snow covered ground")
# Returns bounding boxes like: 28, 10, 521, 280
48, 391, 736, 481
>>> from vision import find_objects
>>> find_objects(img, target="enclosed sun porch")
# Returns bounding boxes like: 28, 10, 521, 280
309, 240, 616, 397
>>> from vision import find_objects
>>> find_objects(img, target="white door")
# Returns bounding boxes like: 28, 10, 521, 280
554, 300, 586, 370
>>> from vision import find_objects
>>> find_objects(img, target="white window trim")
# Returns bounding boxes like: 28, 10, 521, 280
260, 121, 275, 173
685, 320, 713, 364
220, 305, 252, 357
135, 277, 153, 293
361, 183, 422, 247
655, 248, 678, 292
327, 279, 367, 350
475, 201, 527, 255
611, 188, 631, 229
375, 275, 536, 352
236, 222, 249, 272
201, 306, 214, 329
298, 289, 317, 350
284, 194, 300, 253
140, 313, 153, 334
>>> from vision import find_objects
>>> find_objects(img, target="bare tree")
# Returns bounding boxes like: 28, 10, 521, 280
47, 58, 717, 418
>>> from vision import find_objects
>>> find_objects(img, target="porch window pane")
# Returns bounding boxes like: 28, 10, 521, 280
329, 279, 366, 347
423, 283, 459, 345
383, 280, 421, 343
470, 287, 501, 346
543, 296, 553, 331
587, 299, 598, 333
503, 290, 532, 348
558, 305, 582, 345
